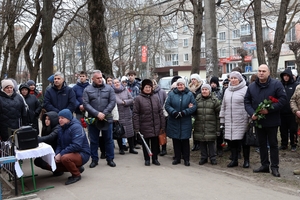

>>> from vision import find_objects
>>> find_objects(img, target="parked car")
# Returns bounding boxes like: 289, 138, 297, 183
158, 76, 189, 94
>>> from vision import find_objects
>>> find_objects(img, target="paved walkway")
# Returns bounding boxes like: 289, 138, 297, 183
11, 147, 300, 200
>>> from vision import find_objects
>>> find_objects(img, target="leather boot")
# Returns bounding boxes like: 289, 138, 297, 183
191, 141, 200, 151
271, 168, 280, 177
117, 138, 125, 155
243, 160, 250, 168
227, 147, 238, 167
128, 137, 138, 154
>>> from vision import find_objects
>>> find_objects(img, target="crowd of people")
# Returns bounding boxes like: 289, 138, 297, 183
1, 64, 300, 185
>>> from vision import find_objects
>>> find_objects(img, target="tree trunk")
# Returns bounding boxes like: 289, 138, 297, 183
41, 0, 54, 94
266, 0, 290, 78
253, 0, 266, 66
88, 0, 112, 76
204, 0, 218, 78
190, 0, 203, 75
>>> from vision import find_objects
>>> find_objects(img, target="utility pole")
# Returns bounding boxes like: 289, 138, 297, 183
204, 0, 219, 78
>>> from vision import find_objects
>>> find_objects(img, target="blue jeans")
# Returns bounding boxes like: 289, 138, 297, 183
88, 123, 114, 162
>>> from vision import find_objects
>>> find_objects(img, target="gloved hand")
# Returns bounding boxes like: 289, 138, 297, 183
173, 112, 181, 119
180, 111, 185, 117
220, 124, 225, 132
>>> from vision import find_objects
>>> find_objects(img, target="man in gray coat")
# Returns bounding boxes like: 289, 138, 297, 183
83, 70, 116, 168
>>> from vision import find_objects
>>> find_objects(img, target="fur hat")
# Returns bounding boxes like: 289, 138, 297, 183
171, 76, 181, 84
141, 79, 153, 91
1, 79, 14, 89
201, 84, 212, 93
176, 78, 186, 86
230, 71, 243, 81
190, 74, 201, 82
210, 77, 220, 87
58, 109, 73, 121
27, 80, 35, 86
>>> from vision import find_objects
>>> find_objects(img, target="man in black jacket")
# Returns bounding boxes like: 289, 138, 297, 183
279, 68, 298, 151
244, 64, 287, 177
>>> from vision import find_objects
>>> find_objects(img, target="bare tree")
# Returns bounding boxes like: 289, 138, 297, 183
289, 41, 300, 76
88, 0, 112, 76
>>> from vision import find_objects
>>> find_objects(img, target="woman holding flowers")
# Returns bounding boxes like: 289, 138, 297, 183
219, 71, 249, 168
244, 64, 287, 177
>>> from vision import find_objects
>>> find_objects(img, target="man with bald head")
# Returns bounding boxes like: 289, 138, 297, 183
244, 64, 287, 177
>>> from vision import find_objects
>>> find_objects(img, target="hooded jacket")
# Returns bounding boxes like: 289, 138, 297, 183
280, 68, 298, 115
39, 111, 60, 150
19, 84, 41, 130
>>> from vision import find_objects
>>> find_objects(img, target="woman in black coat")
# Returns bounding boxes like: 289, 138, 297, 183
19, 83, 41, 132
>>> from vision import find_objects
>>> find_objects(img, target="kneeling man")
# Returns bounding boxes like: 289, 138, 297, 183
55, 109, 90, 185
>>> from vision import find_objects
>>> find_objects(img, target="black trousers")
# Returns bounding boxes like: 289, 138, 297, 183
199, 141, 216, 161
257, 126, 279, 169
172, 138, 190, 162
280, 114, 297, 147
142, 136, 159, 161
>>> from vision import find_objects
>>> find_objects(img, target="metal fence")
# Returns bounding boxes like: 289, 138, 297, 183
0, 141, 18, 196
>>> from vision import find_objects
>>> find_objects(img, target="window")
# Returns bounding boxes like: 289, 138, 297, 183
262, 27, 269, 41
201, 48, 206, 58
286, 23, 296, 42
232, 30, 240, 39
183, 39, 188, 47
164, 40, 178, 48
232, 47, 238, 55
219, 32, 226, 41
165, 54, 178, 66
183, 24, 188, 32
172, 54, 178, 65
219, 49, 226, 57
232, 12, 240, 22
241, 24, 251, 35
184, 54, 188, 61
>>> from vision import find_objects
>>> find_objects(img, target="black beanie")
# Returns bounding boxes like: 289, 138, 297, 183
171, 76, 181, 84
141, 79, 153, 91
210, 77, 220, 87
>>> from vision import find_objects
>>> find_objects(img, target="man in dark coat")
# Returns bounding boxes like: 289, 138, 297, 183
43, 72, 76, 113
279, 68, 298, 151
83, 70, 116, 168
244, 64, 287, 177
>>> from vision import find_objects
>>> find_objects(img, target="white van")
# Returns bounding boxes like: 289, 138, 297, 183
158, 76, 189, 94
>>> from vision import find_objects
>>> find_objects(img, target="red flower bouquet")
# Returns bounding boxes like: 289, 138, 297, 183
254, 96, 278, 128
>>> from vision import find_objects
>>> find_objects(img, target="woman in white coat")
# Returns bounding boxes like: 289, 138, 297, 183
219, 71, 250, 168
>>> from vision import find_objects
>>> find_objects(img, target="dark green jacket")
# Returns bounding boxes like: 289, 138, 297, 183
193, 94, 221, 141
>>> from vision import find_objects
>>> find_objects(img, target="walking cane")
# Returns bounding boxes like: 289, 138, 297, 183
138, 132, 153, 156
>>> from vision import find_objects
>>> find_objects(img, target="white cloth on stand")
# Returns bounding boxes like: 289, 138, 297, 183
14, 142, 56, 177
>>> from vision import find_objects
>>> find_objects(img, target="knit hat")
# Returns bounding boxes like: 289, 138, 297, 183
1, 79, 14, 89
201, 84, 212, 93
230, 71, 243, 81
58, 109, 73, 121
176, 78, 186, 86
121, 76, 128, 82
47, 75, 54, 83
141, 79, 153, 91
27, 80, 35, 86
210, 77, 220, 87
171, 76, 181, 84
190, 74, 201, 82
171, 82, 177, 89
223, 78, 229, 85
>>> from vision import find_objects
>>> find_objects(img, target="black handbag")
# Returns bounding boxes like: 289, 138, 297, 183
244, 122, 259, 147
113, 121, 125, 140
